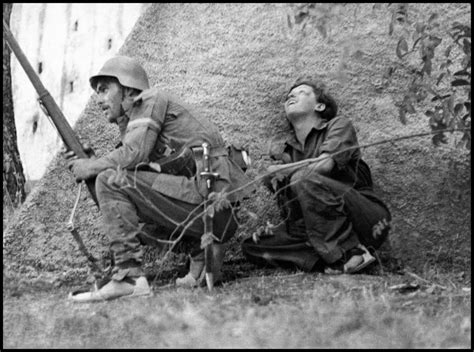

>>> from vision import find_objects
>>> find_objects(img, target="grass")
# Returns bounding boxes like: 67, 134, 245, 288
3, 270, 471, 348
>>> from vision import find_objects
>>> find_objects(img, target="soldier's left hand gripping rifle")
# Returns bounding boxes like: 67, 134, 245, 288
3, 19, 103, 274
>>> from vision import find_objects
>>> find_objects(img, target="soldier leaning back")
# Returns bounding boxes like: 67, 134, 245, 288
65, 56, 252, 302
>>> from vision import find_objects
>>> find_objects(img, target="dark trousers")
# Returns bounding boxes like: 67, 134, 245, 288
242, 168, 391, 271
95, 169, 237, 279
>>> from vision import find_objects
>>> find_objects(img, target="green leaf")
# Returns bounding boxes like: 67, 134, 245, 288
316, 24, 327, 39
461, 55, 471, 70
428, 13, 439, 24
436, 73, 445, 86
425, 110, 434, 118
404, 96, 416, 114
412, 35, 425, 50
444, 45, 453, 57
432, 132, 448, 146
372, 3, 382, 11
399, 106, 407, 124
422, 59, 432, 75
463, 38, 471, 55
453, 70, 469, 77
451, 79, 470, 87
429, 35, 442, 48
286, 14, 293, 29
447, 95, 455, 113
415, 22, 425, 33
396, 37, 408, 59
454, 103, 464, 116
294, 11, 308, 25
383, 66, 394, 79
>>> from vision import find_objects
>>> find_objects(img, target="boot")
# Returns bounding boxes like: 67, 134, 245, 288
176, 243, 226, 288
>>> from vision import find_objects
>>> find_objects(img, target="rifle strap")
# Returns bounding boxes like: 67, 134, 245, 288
66, 182, 102, 273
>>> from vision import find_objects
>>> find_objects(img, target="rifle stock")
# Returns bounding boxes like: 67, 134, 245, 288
3, 19, 98, 205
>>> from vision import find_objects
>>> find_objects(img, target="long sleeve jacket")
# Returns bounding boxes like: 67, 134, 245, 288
95, 88, 252, 204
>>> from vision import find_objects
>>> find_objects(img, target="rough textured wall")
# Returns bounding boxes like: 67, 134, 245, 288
4, 3, 470, 285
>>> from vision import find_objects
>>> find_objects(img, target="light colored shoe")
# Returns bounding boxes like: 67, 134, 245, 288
68, 276, 152, 302
343, 244, 376, 274
324, 244, 376, 275
176, 244, 225, 288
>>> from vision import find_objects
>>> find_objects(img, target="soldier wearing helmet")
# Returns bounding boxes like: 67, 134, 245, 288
65, 56, 252, 302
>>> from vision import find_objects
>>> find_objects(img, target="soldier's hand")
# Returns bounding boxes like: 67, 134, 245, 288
62, 143, 96, 161
67, 158, 97, 182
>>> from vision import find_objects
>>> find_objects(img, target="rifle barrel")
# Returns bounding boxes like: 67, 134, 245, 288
3, 19, 98, 205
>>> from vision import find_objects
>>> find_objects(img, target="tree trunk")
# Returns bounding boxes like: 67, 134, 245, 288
3, 3, 26, 209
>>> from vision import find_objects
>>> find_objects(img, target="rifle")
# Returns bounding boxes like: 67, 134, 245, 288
3, 19, 98, 205
3, 19, 102, 272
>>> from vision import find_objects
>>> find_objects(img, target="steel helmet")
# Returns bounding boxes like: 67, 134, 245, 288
89, 56, 150, 91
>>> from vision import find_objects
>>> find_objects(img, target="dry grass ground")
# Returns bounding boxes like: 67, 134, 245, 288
3, 268, 471, 349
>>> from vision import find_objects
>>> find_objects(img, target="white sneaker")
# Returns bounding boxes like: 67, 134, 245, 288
68, 276, 152, 302
343, 244, 376, 274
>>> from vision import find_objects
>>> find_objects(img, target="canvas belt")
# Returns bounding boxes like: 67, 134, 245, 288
191, 145, 228, 158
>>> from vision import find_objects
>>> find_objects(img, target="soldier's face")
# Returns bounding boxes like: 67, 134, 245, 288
284, 84, 318, 118
96, 80, 124, 123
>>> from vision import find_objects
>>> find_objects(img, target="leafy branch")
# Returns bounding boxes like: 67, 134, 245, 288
387, 4, 471, 149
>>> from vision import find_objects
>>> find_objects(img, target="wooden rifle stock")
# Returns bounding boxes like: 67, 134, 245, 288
3, 19, 98, 206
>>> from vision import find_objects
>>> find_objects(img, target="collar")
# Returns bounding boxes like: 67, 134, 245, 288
120, 93, 143, 115
286, 117, 329, 151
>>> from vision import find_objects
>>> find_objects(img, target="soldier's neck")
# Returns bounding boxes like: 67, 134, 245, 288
289, 113, 321, 147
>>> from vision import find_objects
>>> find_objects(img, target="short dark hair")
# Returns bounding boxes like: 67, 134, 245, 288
288, 77, 338, 120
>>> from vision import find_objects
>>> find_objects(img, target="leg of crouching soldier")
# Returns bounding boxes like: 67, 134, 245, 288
96, 169, 146, 281
176, 203, 238, 288
68, 169, 153, 302
97, 167, 238, 289
289, 168, 360, 266
290, 168, 391, 273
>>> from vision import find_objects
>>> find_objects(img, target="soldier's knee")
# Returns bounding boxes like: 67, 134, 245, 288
290, 168, 325, 192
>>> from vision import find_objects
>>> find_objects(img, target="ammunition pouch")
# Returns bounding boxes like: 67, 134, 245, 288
155, 146, 196, 177
137, 142, 250, 178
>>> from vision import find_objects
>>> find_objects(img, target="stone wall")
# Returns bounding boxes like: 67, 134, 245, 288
4, 3, 470, 284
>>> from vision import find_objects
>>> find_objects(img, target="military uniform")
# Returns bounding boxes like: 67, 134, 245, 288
94, 88, 251, 280
242, 115, 391, 271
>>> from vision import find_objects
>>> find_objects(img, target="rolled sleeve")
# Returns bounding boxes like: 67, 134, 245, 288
319, 117, 359, 169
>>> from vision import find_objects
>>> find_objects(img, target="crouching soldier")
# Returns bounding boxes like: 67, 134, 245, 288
242, 77, 391, 274
66, 56, 252, 302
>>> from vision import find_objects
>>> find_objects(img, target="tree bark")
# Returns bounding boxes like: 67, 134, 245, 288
3, 3, 26, 208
